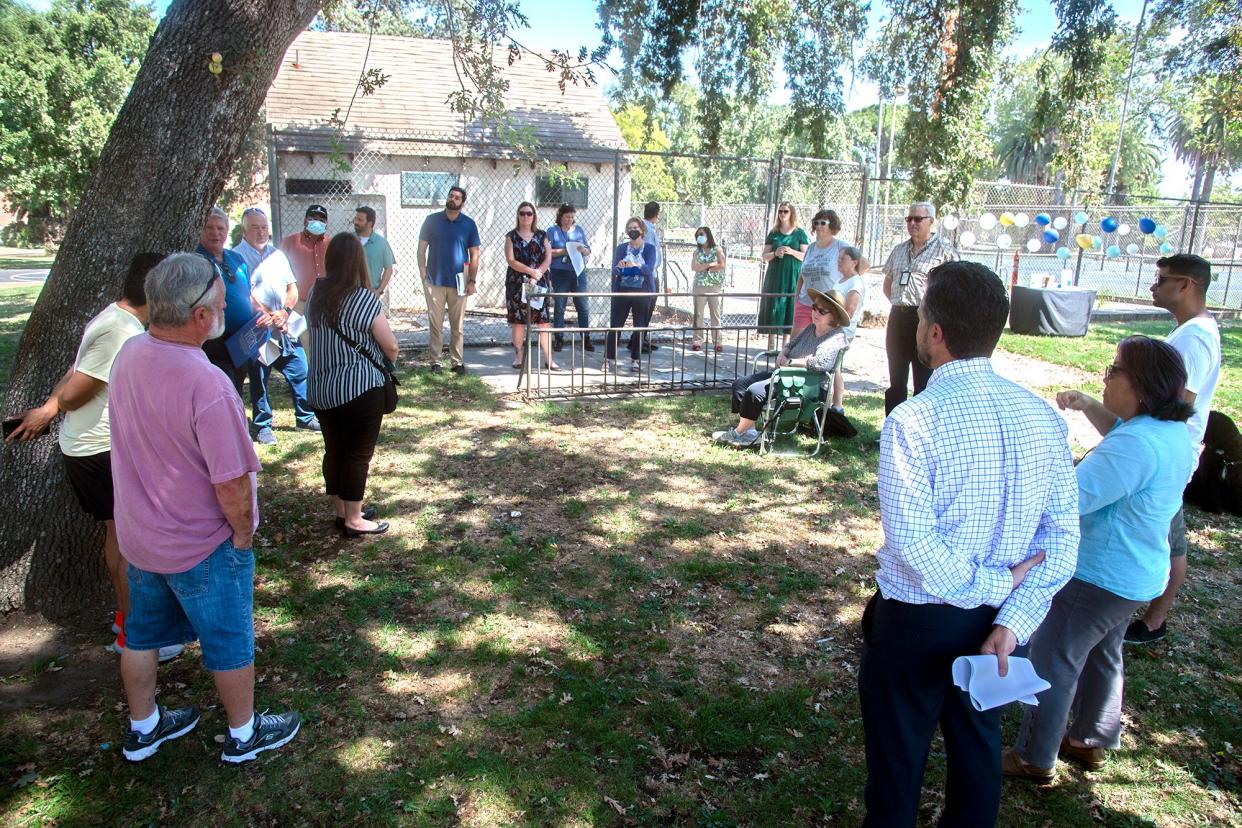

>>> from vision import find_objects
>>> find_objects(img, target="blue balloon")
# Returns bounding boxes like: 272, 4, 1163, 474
1035, 213, 1052, 227
1138, 217, 1157, 234
1101, 217, 1119, 234
1042, 228, 1060, 244
1106, 244, 1121, 258
1055, 246, 1071, 260
1074, 211, 1090, 225
1091, 236, 1103, 251
1153, 225, 1168, 240
1159, 242, 1175, 255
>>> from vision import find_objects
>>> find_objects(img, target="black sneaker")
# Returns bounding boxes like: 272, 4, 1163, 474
220, 710, 301, 764
1124, 620, 1167, 645
122, 704, 201, 762
429, 362, 443, 373
450, 364, 467, 375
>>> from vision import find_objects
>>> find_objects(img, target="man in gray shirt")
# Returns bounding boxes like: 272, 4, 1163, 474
881, 201, 958, 414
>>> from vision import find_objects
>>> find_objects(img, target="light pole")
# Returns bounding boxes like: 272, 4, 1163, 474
1104, 0, 1149, 200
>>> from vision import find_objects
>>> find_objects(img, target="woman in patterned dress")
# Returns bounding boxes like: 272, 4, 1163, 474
505, 201, 557, 370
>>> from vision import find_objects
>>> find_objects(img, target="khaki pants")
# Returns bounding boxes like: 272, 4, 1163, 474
424, 281, 467, 366
692, 284, 723, 344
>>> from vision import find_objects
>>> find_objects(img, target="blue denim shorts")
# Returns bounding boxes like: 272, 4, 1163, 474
125, 538, 255, 671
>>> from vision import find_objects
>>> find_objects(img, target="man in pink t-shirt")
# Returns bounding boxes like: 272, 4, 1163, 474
108, 253, 301, 765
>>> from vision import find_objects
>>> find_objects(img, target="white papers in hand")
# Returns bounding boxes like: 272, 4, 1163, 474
568, 243, 586, 276
951, 655, 1050, 712
258, 338, 283, 366
285, 310, 307, 340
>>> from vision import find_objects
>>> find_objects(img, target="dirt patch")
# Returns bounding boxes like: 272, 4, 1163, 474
0, 613, 117, 713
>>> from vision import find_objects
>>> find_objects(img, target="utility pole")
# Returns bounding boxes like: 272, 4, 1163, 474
1105, 0, 1149, 200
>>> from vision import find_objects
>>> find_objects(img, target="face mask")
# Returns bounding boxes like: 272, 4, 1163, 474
696, 235, 707, 245
626, 229, 641, 240
306, 220, 326, 235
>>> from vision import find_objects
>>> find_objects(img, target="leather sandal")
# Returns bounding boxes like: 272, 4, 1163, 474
1002, 749, 1055, 783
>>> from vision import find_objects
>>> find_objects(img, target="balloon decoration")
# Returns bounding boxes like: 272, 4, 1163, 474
1100, 217, 1119, 234
1159, 242, 1175, 255
942, 215, 960, 231
1026, 238, 1041, 253
1074, 211, 1090, 225
999, 211, 1015, 227
1052, 216, 1068, 230
1091, 236, 1103, 251
1138, 217, 1157, 234
1075, 233, 1094, 250
1042, 229, 1060, 244
1117, 223, 1131, 236
1106, 244, 1121, 258
1014, 212, 1030, 228
1125, 243, 1139, 255
1056, 246, 1071, 260
1035, 213, 1052, 227
996, 233, 1013, 248
979, 213, 998, 230
1153, 225, 1168, 240
959, 230, 977, 248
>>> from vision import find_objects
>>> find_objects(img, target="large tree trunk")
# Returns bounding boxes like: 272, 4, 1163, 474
0, 0, 322, 620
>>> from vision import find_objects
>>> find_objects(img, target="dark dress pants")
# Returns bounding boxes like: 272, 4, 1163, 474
315, 386, 385, 502
606, 292, 651, 361
858, 593, 1005, 828
884, 305, 931, 414
730, 371, 774, 421
202, 336, 247, 396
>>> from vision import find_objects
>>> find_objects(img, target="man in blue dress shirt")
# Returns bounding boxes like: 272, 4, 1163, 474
858, 260, 1079, 827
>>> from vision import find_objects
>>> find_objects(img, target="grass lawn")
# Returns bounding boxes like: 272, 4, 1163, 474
999, 319, 1241, 422
0, 247, 54, 270
1, 289, 1240, 826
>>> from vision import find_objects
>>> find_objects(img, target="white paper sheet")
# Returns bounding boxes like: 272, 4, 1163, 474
567, 242, 587, 276
286, 310, 307, 340
951, 655, 1050, 712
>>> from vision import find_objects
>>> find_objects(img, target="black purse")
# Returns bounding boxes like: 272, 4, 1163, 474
325, 316, 399, 414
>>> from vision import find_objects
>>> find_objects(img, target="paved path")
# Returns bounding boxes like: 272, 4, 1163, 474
0, 268, 48, 286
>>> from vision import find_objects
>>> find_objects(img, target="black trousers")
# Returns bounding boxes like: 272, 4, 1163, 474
606, 293, 652, 360
858, 593, 1005, 828
315, 386, 385, 503
202, 336, 248, 396
884, 305, 931, 414
731, 370, 774, 421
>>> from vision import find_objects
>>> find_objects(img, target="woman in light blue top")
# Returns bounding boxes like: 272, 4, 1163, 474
546, 203, 593, 353
1005, 336, 1195, 781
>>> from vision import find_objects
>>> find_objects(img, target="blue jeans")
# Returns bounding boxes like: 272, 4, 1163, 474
125, 538, 255, 671
550, 268, 590, 332
248, 335, 315, 429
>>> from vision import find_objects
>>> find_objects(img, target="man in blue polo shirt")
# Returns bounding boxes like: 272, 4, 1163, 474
417, 186, 480, 374
197, 207, 254, 395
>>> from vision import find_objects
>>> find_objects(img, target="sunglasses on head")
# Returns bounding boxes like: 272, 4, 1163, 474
190, 270, 219, 309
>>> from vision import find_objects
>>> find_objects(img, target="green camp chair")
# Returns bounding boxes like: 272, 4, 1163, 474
751, 349, 846, 457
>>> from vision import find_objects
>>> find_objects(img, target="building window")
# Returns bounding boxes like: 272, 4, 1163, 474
536, 173, 588, 208
285, 178, 352, 196
401, 172, 457, 207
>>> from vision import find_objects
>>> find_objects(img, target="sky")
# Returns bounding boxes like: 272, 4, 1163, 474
29, 0, 1193, 196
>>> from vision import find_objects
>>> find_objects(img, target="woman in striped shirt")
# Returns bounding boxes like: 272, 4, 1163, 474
307, 233, 399, 536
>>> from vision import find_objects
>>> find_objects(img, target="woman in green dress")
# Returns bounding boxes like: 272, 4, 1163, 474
758, 201, 808, 349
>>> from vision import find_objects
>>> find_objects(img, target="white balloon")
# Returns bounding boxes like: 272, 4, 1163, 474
1026, 238, 1041, 253
1117, 223, 1130, 236
996, 233, 1012, 248
1014, 212, 1030, 228
942, 215, 960, 231
1052, 216, 1068, 230
979, 212, 998, 230
959, 231, 977, 248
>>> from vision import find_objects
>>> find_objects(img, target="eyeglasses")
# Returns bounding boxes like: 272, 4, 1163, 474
190, 270, 220, 310
778, 209, 791, 215
518, 211, 534, 217
1104, 363, 1126, 381
812, 220, 830, 227
811, 305, 829, 315
905, 216, 930, 223
1154, 274, 1190, 287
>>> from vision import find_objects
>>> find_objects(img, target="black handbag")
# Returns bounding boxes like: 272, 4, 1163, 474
325, 317, 400, 414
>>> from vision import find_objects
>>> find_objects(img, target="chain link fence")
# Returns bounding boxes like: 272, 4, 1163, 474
265, 127, 1242, 359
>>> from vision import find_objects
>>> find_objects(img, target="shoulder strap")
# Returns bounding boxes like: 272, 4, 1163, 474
323, 304, 398, 385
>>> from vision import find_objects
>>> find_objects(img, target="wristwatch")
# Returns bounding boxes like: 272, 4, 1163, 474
282, 305, 292, 315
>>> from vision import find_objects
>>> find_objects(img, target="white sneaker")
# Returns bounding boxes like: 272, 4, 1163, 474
630, 359, 641, 372
109, 641, 186, 663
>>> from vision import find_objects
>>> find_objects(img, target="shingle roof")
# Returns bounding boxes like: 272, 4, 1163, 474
266, 30, 626, 162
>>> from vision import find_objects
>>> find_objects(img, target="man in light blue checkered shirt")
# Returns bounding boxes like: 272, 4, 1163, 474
858, 261, 1079, 828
